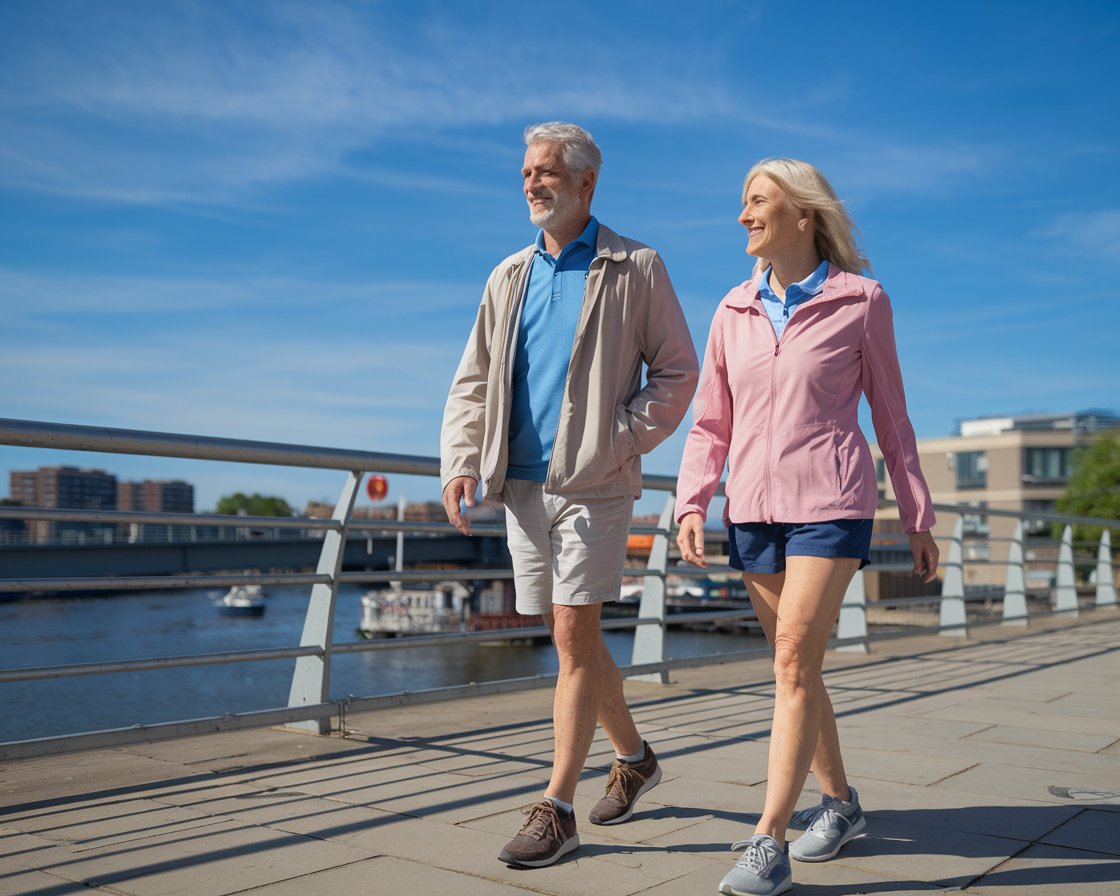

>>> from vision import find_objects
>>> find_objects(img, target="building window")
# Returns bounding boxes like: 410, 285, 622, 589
961, 501, 990, 537
1022, 447, 1071, 484
1023, 499, 1056, 536
956, 451, 987, 489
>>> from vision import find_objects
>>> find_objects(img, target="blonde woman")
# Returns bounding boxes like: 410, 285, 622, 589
675, 159, 939, 895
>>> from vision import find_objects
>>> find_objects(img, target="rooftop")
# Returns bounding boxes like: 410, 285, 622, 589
2, 612, 1118, 896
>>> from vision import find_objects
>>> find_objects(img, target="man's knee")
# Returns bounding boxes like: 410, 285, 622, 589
551, 604, 604, 663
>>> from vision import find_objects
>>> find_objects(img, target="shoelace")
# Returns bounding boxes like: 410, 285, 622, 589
520, 802, 563, 841
729, 836, 780, 873
806, 806, 846, 834
790, 803, 826, 827
603, 762, 644, 800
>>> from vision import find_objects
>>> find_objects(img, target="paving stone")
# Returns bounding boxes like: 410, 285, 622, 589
2, 799, 223, 850
235, 854, 541, 896
933, 762, 1120, 806
966, 842, 1120, 894
0, 867, 99, 896
34, 818, 372, 896
1040, 808, 1120, 857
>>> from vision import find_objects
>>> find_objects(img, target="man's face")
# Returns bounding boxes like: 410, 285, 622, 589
522, 142, 588, 230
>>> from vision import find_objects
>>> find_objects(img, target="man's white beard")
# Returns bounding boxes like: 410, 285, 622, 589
529, 186, 581, 230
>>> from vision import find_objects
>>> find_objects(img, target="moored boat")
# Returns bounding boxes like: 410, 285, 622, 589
218, 584, 266, 617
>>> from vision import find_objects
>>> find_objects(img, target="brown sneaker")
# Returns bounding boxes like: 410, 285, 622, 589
497, 800, 580, 867
588, 741, 662, 825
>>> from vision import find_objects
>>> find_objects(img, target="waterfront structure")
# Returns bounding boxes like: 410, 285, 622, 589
117, 479, 194, 514
9, 465, 117, 544
872, 410, 1120, 586
117, 478, 195, 542
7, 467, 196, 545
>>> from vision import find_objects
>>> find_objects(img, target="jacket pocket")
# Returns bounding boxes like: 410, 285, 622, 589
613, 404, 636, 469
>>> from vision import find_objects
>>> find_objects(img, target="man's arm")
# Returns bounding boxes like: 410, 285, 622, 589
623, 252, 699, 456
440, 276, 497, 520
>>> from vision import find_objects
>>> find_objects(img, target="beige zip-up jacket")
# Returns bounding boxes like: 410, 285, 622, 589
441, 223, 698, 501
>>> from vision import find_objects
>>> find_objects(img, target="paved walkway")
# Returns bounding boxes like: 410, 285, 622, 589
2, 613, 1118, 896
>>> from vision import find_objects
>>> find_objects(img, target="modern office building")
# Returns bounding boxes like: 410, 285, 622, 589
872, 410, 1119, 587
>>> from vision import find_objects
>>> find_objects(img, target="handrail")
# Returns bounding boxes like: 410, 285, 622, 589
1, 415, 1117, 759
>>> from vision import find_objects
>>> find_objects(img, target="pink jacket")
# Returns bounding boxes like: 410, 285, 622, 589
675, 265, 935, 533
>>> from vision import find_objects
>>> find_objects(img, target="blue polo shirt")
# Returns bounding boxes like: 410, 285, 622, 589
506, 216, 599, 480
759, 259, 828, 340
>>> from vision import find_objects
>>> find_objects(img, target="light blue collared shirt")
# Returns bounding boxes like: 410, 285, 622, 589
507, 216, 599, 480
758, 259, 829, 341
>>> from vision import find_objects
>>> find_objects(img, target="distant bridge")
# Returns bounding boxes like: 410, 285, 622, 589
0, 532, 513, 587
0, 529, 917, 590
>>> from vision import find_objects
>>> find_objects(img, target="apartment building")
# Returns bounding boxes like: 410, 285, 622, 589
872, 410, 1119, 586
9, 465, 118, 544
8, 468, 197, 544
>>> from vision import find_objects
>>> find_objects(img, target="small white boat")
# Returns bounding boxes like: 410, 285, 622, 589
219, 584, 266, 617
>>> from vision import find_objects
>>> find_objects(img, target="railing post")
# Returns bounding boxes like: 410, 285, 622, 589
1054, 524, 1079, 617
286, 470, 362, 733
629, 494, 674, 683
1095, 529, 1116, 609
940, 517, 967, 637
1002, 521, 1028, 626
836, 568, 868, 653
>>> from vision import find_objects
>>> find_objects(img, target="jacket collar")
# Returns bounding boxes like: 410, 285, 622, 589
508, 220, 628, 272
725, 262, 865, 309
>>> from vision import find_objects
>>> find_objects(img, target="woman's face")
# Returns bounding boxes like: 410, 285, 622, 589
738, 174, 809, 261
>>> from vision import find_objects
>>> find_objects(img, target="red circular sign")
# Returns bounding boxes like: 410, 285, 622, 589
366, 475, 389, 501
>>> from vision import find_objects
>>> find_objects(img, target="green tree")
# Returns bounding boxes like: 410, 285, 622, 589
1055, 432, 1120, 543
215, 492, 294, 518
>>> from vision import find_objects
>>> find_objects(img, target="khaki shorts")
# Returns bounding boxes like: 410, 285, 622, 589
503, 478, 634, 615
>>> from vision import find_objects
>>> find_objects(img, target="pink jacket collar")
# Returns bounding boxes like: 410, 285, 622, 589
724, 263, 866, 310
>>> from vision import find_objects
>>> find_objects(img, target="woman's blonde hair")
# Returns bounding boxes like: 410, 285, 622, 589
743, 158, 870, 276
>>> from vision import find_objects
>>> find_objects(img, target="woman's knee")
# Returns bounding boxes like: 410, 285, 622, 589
771, 635, 821, 693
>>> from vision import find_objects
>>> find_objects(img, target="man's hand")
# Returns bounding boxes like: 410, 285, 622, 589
442, 476, 478, 536
676, 512, 707, 568
909, 530, 940, 583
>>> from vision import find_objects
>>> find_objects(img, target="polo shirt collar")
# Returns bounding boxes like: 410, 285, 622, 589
534, 216, 599, 257
760, 258, 829, 301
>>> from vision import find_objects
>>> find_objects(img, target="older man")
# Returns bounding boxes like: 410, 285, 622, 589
441, 122, 697, 867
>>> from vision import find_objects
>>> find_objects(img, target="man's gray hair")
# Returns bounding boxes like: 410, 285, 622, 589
523, 122, 602, 175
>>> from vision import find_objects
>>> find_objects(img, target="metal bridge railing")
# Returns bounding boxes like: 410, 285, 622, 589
1, 416, 1116, 759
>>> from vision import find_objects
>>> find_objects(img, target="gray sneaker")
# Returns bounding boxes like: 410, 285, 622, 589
789, 786, 866, 862
497, 800, 579, 867
718, 834, 792, 896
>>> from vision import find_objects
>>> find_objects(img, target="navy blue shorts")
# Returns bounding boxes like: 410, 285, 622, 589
728, 519, 874, 573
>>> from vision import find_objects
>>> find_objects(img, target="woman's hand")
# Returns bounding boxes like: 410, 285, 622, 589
676, 513, 707, 568
909, 530, 939, 582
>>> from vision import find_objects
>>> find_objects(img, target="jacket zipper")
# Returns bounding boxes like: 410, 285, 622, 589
765, 339, 780, 524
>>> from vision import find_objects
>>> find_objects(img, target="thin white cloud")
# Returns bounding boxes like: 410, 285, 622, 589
1033, 209, 1120, 266
0, 1, 847, 206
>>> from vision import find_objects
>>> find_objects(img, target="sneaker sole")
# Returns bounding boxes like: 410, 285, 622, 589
790, 814, 866, 863
719, 876, 793, 896
589, 764, 663, 826
498, 833, 580, 868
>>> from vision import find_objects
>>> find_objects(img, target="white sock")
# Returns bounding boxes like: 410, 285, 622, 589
544, 795, 573, 815
617, 745, 646, 763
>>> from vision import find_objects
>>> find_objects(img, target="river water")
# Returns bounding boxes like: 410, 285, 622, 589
0, 586, 761, 743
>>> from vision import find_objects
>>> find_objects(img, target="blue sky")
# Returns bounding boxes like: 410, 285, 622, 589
1, 0, 1118, 515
